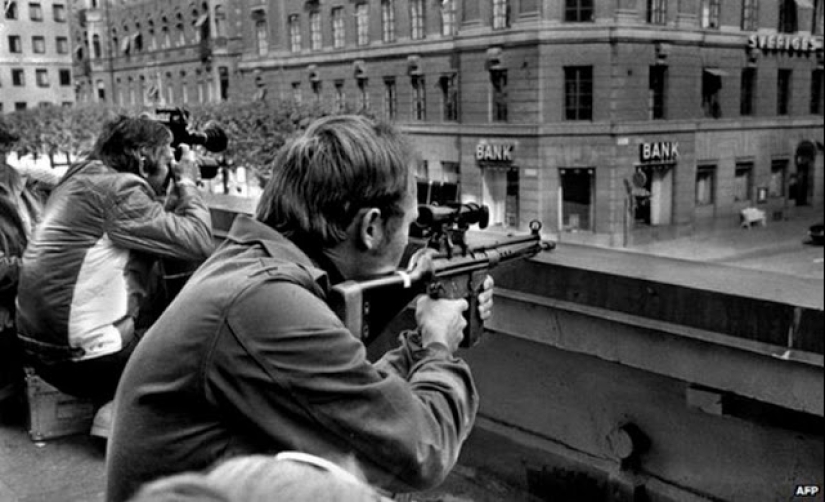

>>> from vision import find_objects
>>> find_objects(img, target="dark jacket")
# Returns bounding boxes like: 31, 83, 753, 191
105, 214, 479, 502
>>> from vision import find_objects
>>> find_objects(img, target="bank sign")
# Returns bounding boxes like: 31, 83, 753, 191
748, 34, 823, 53
639, 141, 679, 163
476, 141, 515, 163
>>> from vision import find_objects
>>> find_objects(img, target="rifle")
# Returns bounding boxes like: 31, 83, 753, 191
329, 202, 555, 348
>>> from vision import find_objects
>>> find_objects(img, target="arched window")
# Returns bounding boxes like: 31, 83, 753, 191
148, 20, 157, 51
176, 13, 186, 45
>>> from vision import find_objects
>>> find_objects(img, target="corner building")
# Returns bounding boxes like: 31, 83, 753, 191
78, 0, 825, 246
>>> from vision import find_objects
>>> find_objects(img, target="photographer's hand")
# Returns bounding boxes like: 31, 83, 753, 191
172, 144, 199, 185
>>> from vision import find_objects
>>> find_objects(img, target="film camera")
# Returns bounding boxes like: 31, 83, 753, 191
155, 108, 228, 179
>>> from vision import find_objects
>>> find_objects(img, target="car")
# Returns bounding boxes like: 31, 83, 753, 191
809, 222, 824, 245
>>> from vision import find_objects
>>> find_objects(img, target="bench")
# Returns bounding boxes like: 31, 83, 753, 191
740, 207, 767, 229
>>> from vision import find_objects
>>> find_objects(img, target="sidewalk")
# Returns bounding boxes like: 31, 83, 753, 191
618, 205, 823, 272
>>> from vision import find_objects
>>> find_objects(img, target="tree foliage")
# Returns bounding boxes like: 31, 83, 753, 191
0, 100, 343, 181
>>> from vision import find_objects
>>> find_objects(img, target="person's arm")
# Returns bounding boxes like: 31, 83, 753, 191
106, 177, 213, 261
208, 280, 478, 492
0, 254, 21, 294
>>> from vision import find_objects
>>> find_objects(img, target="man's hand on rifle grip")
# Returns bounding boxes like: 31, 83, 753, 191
415, 296, 469, 354
477, 275, 494, 322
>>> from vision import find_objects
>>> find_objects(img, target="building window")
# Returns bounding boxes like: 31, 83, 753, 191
29, 2, 42, 21
740, 68, 756, 116
777, 69, 792, 115
15, 102, 27, 111
59, 69, 71, 86
256, 20, 268, 56
769, 159, 787, 197
334, 80, 345, 112
53, 3, 66, 22
695, 165, 716, 206
356, 3, 369, 46
564, 66, 593, 120
491, 69, 508, 122
57, 36, 69, 54
384, 77, 397, 120
331, 8, 345, 48
649, 65, 667, 119
647, 0, 667, 25
560, 168, 594, 231
410, 0, 425, 40
565, 0, 593, 22
5, 1, 17, 19
493, 0, 510, 30
309, 10, 321, 51
30, 35, 47, 54
358, 78, 369, 111
12, 69, 25, 86
412, 75, 426, 120
289, 15, 301, 52
734, 162, 754, 202
311, 80, 322, 103
8, 35, 22, 53
814, 0, 824, 34
779, 0, 798, 33
702, 69, 724, 118
381, 0, 396, 42
741, 0, 759, 31
440, 74, 458, 121
701, 0, 720, 29
441, 0, 456, 35
811, 69, 824, 115
36, 69, 49, 87
97, 80, 106, 100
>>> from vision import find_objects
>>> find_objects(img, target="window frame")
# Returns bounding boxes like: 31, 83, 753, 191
11, 68, 26, 87
695, 165, 716, 206
440, 73, 458, 122
29, 2, 43, 22
35, 68, 50, 88
410, 0, 425, 40
490, 69, 508, 122
741, 0, 759, 31
332, 7, 345, 48
381, 0, 396, 42
649, 65, 667, 120
701, 0, 721, 29
492, 0, 510, 30
777, 68, 792, 116
411, 74, 426, 121
564, 66, 593, 121
565, 0, 594, 22
32, 35, 46, 54
355, 3, 369, 46
288, 14, 301, 53
740, 68, 757, 116
734, 162, 754, 203
646, 0, 667, 25
384, 77, 397, 120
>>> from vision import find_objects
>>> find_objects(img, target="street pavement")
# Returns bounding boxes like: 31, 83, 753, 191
0, 205, 821, 502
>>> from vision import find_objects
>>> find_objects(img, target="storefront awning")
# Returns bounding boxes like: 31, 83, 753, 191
794, 0, 814, 9
703, 68, 729, 77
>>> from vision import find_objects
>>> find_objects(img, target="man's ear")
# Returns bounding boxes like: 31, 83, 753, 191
132, 148, 149, 177
357, 208, 384, 251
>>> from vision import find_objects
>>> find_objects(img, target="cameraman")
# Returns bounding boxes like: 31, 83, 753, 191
15, 115, 214, 437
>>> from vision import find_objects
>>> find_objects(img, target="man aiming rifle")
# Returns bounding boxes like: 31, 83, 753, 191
106, 115, 498, 502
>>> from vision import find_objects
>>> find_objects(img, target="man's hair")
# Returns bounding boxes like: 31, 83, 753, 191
128, 455, 383, 502
90, 115, 173, 176
255, 115, 414, 248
